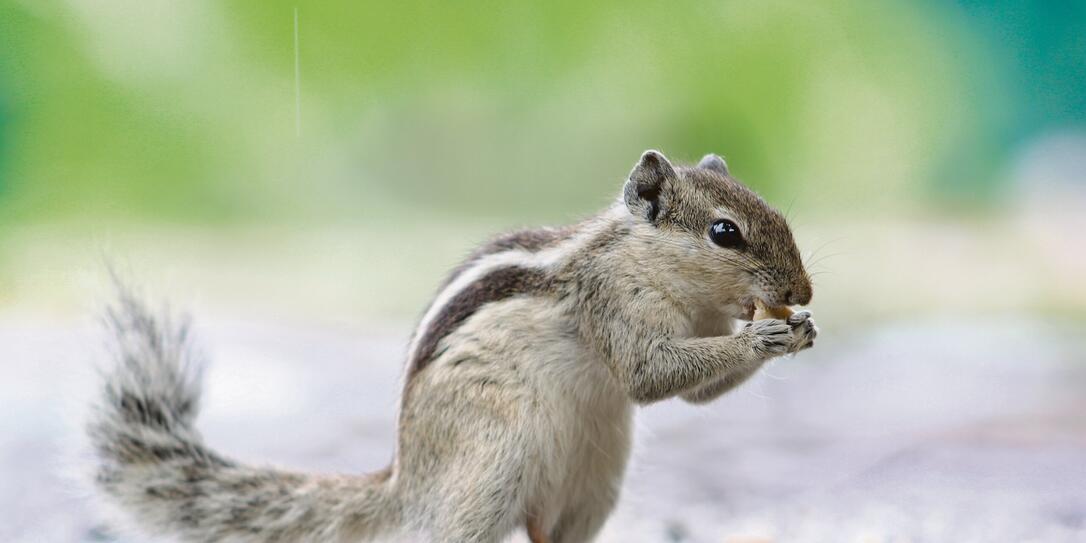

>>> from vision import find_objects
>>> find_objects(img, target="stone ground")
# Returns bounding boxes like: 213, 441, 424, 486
1, 313, 1084, 542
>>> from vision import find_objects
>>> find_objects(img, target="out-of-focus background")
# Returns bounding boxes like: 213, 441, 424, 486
1, 1, 1083, 542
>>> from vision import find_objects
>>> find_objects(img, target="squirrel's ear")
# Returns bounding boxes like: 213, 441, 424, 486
698, 154, 729, 176
624, 150, 675, 223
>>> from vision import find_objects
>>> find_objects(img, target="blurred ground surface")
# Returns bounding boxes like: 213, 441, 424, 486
1, 313, 1084, 542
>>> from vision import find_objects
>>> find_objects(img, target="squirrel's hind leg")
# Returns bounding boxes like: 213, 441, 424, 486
401, 365, 540, 542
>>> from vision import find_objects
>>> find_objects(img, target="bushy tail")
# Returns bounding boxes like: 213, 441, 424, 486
86, 287, 399, 542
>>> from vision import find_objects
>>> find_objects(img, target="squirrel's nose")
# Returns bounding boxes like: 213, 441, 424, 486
785, 281, 812, 306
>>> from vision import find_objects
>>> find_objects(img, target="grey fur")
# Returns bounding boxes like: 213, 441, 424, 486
87, 150, 816, 542
88, 287, 399, 542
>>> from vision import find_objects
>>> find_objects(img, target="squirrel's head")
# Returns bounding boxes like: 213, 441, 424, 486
623, 149, 812, 318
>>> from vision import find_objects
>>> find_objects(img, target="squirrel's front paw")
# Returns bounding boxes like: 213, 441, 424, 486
745, 310, 817, 357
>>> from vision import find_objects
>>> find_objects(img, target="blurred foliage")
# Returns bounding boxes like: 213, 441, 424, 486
0, 0, 1083, 226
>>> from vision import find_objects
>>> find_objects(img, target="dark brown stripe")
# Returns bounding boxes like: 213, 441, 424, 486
410, 266, 551, 377
442, 227, 574, 287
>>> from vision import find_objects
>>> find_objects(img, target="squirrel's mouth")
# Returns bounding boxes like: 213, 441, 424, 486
737, 298, 794, 321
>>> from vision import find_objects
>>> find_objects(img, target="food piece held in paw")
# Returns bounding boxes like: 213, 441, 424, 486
753, 299, 794, 321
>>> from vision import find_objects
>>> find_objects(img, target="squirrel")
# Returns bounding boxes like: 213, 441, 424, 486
86, 150, 817, 543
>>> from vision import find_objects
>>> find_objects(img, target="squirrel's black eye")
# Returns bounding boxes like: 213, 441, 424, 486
709, 219, 745, 249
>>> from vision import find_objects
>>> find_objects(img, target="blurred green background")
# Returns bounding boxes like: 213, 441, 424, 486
0, 0, 1084, 326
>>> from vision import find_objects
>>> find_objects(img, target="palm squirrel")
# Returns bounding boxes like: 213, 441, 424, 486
86, 150, 817, 542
